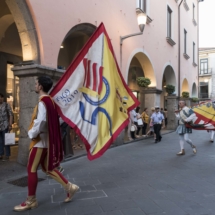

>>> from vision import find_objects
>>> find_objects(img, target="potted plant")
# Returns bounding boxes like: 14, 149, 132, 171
165, 84, 175, 95
136, 77, 151, 88
191, 97, 199, 102
182, 91, 189, 98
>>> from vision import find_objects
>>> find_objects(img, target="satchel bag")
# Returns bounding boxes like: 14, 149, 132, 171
137, 118, 143, 126
5, 132, 15, 145
130, 124, 137, 131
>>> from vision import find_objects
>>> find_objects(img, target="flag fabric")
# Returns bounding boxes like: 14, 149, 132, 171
187, 101, 215, 130
50, 23, 140, 160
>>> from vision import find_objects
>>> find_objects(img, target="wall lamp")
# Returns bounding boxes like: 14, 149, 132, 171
120, 8, 147, 69
120, 9, 147, 45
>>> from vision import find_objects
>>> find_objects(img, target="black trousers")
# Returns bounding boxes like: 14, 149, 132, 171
142, 123, 148, 135
153, 124, 162, 141
134, 122, 141, 135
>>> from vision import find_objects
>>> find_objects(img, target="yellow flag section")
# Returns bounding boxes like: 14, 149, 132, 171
92, 34, 137, 156
50, 23, 140, 160
191, 101, 215, 129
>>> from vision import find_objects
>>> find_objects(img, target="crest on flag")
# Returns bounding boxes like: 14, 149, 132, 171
50, 23, 139, 160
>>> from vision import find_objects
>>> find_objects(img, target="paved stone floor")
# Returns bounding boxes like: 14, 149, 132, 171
1, 130, 215, 215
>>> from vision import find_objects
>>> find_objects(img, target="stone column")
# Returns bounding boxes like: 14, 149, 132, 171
139, 87, 162, 112
12, 63, 64, 165
167, 95, 179, 130
113, 129, 125, 146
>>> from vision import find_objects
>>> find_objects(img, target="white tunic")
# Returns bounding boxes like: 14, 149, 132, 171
28, 96, 48, 148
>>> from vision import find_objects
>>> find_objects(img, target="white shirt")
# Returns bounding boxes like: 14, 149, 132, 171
131, 110, 137, 122
151, 112, 164, 124
28, 96, 48, 148
175, 106, 196, 125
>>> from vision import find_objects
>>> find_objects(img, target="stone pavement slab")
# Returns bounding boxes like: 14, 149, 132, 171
1, 130, 215, 214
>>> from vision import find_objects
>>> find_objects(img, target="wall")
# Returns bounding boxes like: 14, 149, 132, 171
22, 0, 198, 103
180, 0, 198, 95
27, 0, 181, 91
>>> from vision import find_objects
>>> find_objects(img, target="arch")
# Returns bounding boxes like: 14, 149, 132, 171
0, 14, 14, 42
126, 48, 156, 87
162, 64, 177, 95
5, 0, 40, 62
181, 78, 189, 95
191, 82, 197, 97
57, 23, 96, 69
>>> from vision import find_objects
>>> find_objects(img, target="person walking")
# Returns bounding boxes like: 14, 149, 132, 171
0, 93, 13, 161
150, 106, 165, 143
141, 108, 149, 136
175, 100, 197, 155
14, 76, 79, 212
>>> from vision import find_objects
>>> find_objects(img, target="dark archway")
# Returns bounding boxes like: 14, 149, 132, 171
192, 82, 197, 97
181, 78, 189, 96
57, 23, 96, 69
161, 65, 177, 109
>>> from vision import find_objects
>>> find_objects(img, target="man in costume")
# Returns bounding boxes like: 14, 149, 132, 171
150, 106, 165, 143
14, 76, 79, 211
175, 100, 197, 155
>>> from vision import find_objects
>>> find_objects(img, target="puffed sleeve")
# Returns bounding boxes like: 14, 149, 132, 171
175, 113, 180, 119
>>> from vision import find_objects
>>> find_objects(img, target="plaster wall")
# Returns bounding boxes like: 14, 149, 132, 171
28, 0, 181, 91
180, 0, 198, 95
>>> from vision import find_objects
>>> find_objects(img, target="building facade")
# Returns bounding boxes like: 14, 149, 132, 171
0, 0, 199, 164
199, 48, 215, 99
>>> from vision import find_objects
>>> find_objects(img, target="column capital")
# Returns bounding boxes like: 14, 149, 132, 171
140, 87, 162, 94
12, 63, 64, 80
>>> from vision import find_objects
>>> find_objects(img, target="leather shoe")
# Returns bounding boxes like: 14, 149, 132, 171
64, 182, 79, 203
177, 149, 185, 155
192, 145, 197, 154
14, 196, 38, 211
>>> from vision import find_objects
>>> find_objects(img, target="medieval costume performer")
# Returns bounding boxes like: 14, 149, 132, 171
175, 101, 197, 155
14, 76, 79, 212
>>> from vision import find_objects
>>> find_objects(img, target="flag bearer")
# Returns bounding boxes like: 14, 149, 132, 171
14, 76, 79, 212
175, 100, 197, 155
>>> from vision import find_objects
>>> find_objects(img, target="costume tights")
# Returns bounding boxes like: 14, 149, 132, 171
179, 133, 193, 150
210, 130, 215, 140
27, 147, 68, 196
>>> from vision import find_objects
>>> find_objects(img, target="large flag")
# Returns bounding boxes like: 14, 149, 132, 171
187, 101, 215, 130
50, 23, 139, 160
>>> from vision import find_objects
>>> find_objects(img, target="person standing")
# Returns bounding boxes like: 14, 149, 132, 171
127, 109, 135, 141
146, 107, 155, 137
175, 100, 197, 155
0, 93, 13, 161
141, 108, 149, 136
14, 76, 79, 211
160, 108, 166, 124
150, 106, 165, 143
164, 108, 168, 126
135, 107, 142, 138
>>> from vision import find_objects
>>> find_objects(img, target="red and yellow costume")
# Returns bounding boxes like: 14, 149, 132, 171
14, 95, 79, 212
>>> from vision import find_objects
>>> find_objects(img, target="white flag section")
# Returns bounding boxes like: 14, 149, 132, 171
50, 23, 139, 160
54, 34, 104, 154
